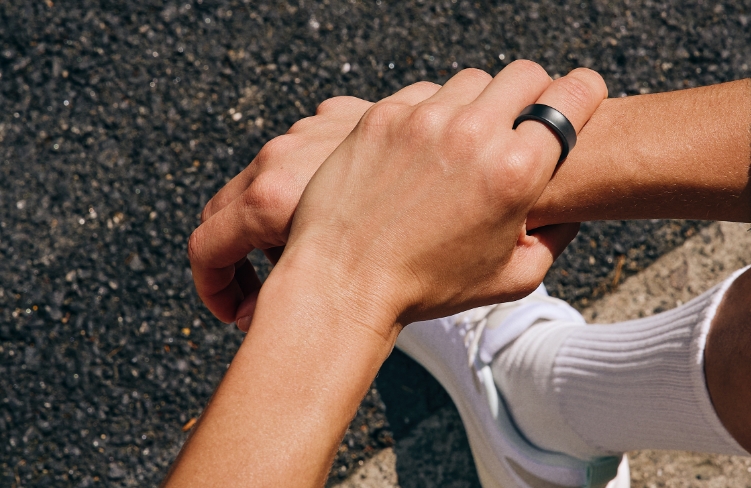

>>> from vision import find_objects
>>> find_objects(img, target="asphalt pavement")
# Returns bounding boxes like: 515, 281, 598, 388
0, 1, 749, 486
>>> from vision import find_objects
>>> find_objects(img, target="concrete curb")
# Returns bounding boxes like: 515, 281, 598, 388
583, 221, 751, 324
333, 448, 399, 488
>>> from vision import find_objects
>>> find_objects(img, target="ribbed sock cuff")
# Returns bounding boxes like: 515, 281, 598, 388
554, 267, 749, 457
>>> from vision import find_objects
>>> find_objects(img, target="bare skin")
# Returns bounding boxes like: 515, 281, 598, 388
705, 267, 751, 452
177, 74, 751, 486
169, 63, 607, 487
529, 79, 751, 226
191, 80, 751, 327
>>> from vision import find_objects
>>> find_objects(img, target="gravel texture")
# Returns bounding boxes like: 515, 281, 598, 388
0, 0, 748, 486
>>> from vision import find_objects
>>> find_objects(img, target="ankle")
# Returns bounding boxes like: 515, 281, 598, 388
492, 320, 603, 460
493, 277, 748, 459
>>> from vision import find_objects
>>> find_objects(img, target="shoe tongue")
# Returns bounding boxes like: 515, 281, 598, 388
474, 284, 547, 331
483, 292, 555, 331
484, 301, 537, 330
478, 294, 584, 364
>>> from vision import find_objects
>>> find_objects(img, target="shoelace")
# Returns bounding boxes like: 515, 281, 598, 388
454, 300, 542, 369
449, 298, 623, 487
454, 304, 500, 371
453, 304, 505, 418
451, 297, 586, 418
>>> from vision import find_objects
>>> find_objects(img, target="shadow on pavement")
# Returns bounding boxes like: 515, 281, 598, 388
378, 349, 482, 487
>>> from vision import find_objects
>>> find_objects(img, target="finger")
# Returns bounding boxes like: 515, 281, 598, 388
201, 133, 298, 223
234, 259, 263, 332
471, 60, 553, 126
501, 222, 581, 298
528, 222, 581, 262
314, 95, 374, 118
189, 259, 262, 325
515, 68, 608, 177
191, 194, 287, 274
188, 190, 285, 321
202, 105, 366, 224
190, 261, 245, 323
206, 155, 302, 266
382, 81, 442, 105
235, 291, 260, 332
235, 250, 277, 330
201, 164, 258, 223
422, 68, 493, 106
234, 257, 262, 303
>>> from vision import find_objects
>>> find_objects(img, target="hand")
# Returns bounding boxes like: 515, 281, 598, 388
188, 95, 381, 326
168, 63, 606, 486
277, 61, 606, 332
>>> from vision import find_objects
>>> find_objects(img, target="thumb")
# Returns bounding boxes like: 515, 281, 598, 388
528, 222, 580, 262
503, 222, 580, 295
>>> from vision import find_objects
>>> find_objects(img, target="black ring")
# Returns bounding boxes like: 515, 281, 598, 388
512, 104, 577, 163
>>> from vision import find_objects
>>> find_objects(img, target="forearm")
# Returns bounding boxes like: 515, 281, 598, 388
177, 65, 609, 485
529, 79, 751, 227
164, 249, 399, 488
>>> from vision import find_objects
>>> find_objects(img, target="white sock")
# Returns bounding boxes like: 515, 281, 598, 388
492, 267, 749, 460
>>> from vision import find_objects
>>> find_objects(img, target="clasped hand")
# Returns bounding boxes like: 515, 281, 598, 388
188, 60, 607, 333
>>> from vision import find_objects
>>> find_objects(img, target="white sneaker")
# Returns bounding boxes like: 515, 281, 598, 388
395, 285, 630, 488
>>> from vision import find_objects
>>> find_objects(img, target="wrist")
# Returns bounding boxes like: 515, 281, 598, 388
167, 243, 404, 487
265, 238, 404, 347
529, 82, 751, 227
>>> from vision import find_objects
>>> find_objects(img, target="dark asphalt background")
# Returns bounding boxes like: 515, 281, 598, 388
0, 1, 748, 486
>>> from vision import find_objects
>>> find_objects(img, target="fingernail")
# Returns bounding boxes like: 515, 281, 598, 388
236, 316, 252, 332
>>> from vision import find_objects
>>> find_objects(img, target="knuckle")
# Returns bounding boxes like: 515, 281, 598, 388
241, 173, 289, 245
407, 102, 449, 138
255, 135, 292, 165
456, 67, 492, 85
395, 81, 441, 103
409, 81, 442, 97
287, 116, 315, 134
316, 95, 361, 115
358, 101, 404, 136
556, 74, 600, 110
507, 59, 549, 81
315, 97, 340, 115
243, 172, 282, 213
568, 68, 608, 99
